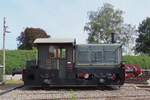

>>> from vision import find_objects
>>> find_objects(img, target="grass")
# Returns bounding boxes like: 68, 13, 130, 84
123, 55, 150, 69
70, 89, 77, 100
5, 80, 23, 85
0, 80, 23, 90
0, 50, 36, 74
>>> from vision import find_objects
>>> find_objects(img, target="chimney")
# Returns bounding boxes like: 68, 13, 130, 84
111, 33, 116, 43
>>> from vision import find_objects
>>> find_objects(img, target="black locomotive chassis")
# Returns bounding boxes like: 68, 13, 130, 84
23, 66, 125, 87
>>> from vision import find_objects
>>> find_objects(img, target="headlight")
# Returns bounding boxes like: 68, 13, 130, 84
84, 73, 89, 79
99, 78, 105, 83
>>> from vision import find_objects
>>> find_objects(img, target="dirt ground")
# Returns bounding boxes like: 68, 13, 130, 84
0, 83, 150, 100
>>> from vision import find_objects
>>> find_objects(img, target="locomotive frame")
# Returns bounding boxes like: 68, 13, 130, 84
22, 38, 125, 87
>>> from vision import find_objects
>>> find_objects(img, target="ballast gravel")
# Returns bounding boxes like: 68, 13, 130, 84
0, 84, 150, 100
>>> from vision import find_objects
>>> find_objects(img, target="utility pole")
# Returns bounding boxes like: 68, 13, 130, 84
2, 17, 10, 83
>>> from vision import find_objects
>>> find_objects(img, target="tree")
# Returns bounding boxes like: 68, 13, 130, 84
120, 24, 137, 55
84, 3, 138, 55
84, 3, 124, 43
135, 17, 150, 55
17, 27, 50, 50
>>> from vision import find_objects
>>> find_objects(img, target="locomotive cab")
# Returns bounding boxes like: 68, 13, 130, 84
23, 38, 125, 87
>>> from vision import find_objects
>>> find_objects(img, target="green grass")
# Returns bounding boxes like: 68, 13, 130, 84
5, 80, 23, 85
123, 55, 150, 69
69, 89, 77, 100
0, 50, 36, 74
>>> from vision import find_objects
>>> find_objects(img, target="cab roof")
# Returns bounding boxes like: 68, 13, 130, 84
34, 38, 75, 44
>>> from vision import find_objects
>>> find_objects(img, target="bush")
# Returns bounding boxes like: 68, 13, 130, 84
123, 55, 150, 69
0, 50, 36, 74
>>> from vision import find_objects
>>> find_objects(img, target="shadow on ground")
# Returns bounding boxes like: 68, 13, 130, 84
21, 85, 118, 91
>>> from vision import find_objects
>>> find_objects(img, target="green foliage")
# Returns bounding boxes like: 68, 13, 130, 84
84, 3, 124, 43
69, 89, 77, 100
123, 55, 150, 69
0, 50, 36, 74
84, 3, 137, 55
135, 17, 150, 55
17, 27, 50, 50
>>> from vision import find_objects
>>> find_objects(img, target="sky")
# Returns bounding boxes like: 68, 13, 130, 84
0, 0, 150, 49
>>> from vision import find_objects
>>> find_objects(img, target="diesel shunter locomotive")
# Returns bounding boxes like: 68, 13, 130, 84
22, 37, 125, 87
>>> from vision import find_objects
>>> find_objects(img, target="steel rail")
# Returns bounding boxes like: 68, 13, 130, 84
0, 85, 24, 96
38, 95, 150, 100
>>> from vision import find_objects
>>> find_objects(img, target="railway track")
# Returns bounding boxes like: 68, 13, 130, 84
48, 95, 150, 100
136, 85, 150, 91
0, 85, 24, 96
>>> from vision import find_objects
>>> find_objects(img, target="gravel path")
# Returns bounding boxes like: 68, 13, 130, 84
0, 84, 150, 100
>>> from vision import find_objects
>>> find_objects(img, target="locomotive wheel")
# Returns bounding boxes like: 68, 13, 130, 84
109, 78, 122, 90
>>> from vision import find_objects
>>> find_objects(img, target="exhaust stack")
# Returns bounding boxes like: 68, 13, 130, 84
111, 33, 116, 43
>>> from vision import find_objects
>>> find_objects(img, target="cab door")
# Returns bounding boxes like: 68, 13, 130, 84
59, 48, 67, 79
48, 46, 68, 79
